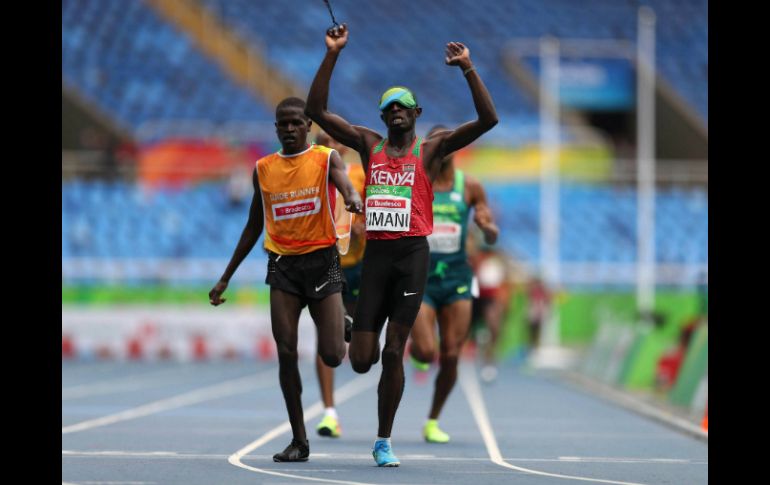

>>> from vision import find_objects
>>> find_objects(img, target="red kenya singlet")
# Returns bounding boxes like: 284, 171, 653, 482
364, 136, 434, 240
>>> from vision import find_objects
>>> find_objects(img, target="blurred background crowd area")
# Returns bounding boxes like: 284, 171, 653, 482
62, 0, 707, 418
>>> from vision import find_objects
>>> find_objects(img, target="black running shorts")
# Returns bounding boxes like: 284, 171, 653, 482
352, 236, 430, 334
265, 245, 345, 305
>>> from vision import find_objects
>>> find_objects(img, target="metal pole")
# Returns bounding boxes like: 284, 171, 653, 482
539, 36, 560, 347
636, 7, 656, 316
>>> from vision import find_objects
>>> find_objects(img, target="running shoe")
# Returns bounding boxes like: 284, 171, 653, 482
372, 439, 400, 467
423, 419, 450, 443
409, 354, 430, 372
344, 314, 353, 343
272, 439, 309, 462
316, 415, 341, 438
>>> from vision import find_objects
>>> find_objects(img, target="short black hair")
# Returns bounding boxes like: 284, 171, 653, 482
275, 97, 307, 117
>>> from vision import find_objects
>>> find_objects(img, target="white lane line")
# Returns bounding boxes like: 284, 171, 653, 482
62, 450, 707, 465
62, 367, 277, 434
62, 481, 156, 485
459, 362, 648, 485
558, 457, 699, 464
228, 372, 379, 485
62, 366, 192, 400
63, 451, 192, 457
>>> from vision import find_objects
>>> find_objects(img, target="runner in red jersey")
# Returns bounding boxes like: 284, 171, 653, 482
306, 23, 498, 467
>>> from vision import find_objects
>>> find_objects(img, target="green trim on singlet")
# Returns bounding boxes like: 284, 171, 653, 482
454, 168, 464, 193
373, 136, 421, 157
412, 136, 423, 157
428, 168, 469, 270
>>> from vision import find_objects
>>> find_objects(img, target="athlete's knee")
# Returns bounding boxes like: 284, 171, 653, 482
410, 342, 435, 364
349, 345, 378, 373
320, 350, 343, 368
381, 345, 405, 369
438, 352, 460, 370
276, 346, 299, 367
350, 358, 373, 374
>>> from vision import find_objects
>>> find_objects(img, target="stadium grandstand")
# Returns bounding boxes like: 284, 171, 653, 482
62, 0, 707, 287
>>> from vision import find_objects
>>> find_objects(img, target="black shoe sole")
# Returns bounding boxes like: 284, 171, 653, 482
273, 456, 309, 462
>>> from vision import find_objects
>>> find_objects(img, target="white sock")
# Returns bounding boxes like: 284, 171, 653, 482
375, 436, 391, 445
325, 407, 338, 420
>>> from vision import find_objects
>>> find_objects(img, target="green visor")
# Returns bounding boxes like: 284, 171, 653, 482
378, 87, 418, 111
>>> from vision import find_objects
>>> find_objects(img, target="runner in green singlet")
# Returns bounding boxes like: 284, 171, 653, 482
409, 125, 499, 443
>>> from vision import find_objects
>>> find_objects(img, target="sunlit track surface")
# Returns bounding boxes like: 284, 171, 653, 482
63, 360, 707, 485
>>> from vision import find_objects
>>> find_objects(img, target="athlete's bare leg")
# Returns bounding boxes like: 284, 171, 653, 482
349, 330, 381, 373
307, 293, 346, 367
315, 354, 335, 408
349, 296, 386, 373
315, 299, 356, 409
482, 298, 504, 366
410, 303, 438, 364
377, 320, 412, 437
270, 288, 308, 443
429, 299, 473, 419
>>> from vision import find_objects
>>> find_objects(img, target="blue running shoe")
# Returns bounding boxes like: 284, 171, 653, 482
372, 439, 400, 467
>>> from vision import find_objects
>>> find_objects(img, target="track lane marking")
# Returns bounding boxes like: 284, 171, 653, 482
459, 362, 649, 485
62, 450, 706, 464
62, 365, 196, 400
62, 367, 277, 434
228, 372, 379, 485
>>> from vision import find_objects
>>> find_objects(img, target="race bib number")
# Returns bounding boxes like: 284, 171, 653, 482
427, 221, 462, 253
365, 185, 412, 231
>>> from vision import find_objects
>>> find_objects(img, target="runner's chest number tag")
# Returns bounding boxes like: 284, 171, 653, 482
428, 221, 462, 253
365, 185, 412, 231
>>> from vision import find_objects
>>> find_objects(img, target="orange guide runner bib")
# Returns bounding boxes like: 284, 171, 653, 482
257, 145, 337, 255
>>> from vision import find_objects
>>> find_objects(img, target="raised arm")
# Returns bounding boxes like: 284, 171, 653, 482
305, 24, 381, 166
424, 42, 498, 172
328, 150, 363, 214
209, 169, 264, 305
467, 174, 499, 246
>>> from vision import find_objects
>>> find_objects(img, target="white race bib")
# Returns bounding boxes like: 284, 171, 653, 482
427, 221, 462, 253
365, 185, 412, 231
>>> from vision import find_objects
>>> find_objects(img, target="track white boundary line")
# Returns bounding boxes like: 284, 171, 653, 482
62, 365, 191, 400
459, 362, 648, 485
228, 372, 379, 485
62, 367, 277, 434
62, 450, 706, 464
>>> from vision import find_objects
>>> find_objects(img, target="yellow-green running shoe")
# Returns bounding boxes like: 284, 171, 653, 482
410, 354, 430, 372
423, 419, 450, 443
316, 415, 341, 438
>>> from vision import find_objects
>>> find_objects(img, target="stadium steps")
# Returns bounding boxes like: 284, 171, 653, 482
144, 0, 303, 107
